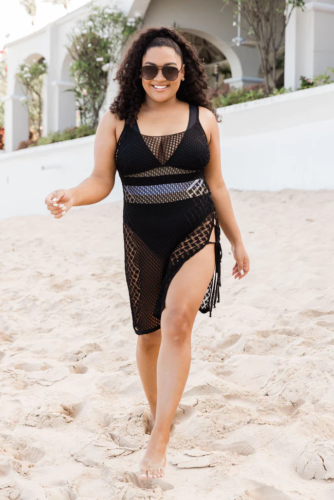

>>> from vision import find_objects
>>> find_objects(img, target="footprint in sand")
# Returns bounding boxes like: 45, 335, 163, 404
70, 476, 114, 499
68, 363, 88, 374
44, 487, 73, 499
22, 403, 81, 428
48, 277, 73, 292
182, 384, 223, 399
216, 333, 241, 349
213, 439, 256, 456
299, 309, 334, 319
14, 443, 45, 464
64, 342, 103, 362
170, 451, 215, 469
14, 361, 51, 372
27, 366, 69, 386
121, 471, 173, 493
224, 395, 258, 410
246, 485, 292, 499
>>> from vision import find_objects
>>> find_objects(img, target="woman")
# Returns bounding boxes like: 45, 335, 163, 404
45, 26, 250, 482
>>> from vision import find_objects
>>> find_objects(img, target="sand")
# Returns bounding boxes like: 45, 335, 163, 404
1, 189, 334, 500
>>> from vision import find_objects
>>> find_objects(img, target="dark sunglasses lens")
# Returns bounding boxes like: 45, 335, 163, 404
141, 66, 158, 80
162, 67, 179, 81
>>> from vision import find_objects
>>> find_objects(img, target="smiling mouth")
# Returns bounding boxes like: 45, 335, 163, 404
151, 85, 169, 90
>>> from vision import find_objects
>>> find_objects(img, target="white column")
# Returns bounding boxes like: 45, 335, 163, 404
43, 23, 58, 135
285, 0, 334, 90
53, 80, 76, 131
4, 94, 29, 152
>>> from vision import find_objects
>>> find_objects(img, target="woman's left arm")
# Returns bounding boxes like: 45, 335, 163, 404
199, 106, 250, 280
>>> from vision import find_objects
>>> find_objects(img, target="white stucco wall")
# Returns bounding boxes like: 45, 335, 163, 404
218, 83, 334, 190
0, 136, 123, 219
1, 84, 333, 220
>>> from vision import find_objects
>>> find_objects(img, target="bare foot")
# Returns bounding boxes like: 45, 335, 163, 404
139, 428, 169, 480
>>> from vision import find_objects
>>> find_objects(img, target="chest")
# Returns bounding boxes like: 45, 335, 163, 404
115, 123, 210, 178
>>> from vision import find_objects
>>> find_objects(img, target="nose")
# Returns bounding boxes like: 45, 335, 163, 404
154, 68, 166, 82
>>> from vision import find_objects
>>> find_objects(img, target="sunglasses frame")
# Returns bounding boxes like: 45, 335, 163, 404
140, 64, 183, 82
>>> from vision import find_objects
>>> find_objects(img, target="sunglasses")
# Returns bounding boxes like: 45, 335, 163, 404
140, 64, 182, 82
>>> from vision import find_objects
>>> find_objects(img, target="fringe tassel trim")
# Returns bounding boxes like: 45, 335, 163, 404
209, 213, 223, 317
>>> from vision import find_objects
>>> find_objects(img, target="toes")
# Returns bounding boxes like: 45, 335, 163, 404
139, 470, 148, 481
149, 467, 158, 478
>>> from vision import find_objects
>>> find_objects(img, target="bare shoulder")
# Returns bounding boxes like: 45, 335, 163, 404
198, 105, 219, 144
97, 109, 125, 143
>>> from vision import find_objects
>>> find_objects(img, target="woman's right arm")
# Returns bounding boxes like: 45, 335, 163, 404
45, 110, 121, 218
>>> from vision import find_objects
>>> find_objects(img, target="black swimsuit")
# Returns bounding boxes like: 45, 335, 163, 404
115, 103, 222, 335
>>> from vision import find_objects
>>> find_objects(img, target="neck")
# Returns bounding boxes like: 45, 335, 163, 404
142, 95, 179, 113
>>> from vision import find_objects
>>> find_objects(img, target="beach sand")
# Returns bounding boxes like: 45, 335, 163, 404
1, 189, 334, 500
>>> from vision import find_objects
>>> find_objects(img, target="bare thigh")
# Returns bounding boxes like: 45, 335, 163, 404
161, 226, 216, 329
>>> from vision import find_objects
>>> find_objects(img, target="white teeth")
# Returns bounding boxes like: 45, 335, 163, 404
153, 85, 167, 89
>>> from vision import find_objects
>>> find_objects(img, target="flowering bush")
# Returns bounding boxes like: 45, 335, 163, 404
298, 67, 334, 89
66, 3, 142, 127
16, 58, 47, 137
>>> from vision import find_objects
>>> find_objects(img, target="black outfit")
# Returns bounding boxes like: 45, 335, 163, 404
115, 103, 223, 335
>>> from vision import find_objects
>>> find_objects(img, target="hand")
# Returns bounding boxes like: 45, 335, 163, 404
231, 241, 250, 280
45, 189, 74, 219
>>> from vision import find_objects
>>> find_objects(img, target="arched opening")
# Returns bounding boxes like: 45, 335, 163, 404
181, 31, 231, 90
55, 53, 76, 131
178, 28, 243, 83
12, 78, 30, 150
6, 53, 46, 150
17, 53, 46, 146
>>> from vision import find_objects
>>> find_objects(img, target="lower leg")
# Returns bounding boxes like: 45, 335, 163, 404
139, 238, 216, 480
136, 329, 161, 421
139, 313, 193, 480
154, 316, 192, 437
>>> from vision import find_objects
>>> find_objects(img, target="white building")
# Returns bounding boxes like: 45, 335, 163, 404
3, 0, 334, 153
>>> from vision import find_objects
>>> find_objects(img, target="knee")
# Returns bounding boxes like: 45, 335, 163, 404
137, 329, 161, 350
162, 308, 192, 343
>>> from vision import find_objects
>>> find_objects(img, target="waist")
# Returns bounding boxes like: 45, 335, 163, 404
122, 174, 210, 205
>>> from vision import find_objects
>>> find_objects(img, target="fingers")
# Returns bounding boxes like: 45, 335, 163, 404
232, 261, 249, 279
45, 190, 59, 205
45, 190, 68, 219
53, 204, 67, 219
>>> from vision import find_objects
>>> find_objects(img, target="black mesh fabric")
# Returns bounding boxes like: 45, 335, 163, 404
115, 103, 223, 335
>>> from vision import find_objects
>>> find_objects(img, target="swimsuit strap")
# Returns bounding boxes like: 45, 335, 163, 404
133, 103, 198, 135
187, 103, 198, 130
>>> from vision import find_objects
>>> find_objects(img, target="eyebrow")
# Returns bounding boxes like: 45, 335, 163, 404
144, 62, 178, 66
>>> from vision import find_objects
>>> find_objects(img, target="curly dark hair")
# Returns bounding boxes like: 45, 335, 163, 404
109, 26, 221, 127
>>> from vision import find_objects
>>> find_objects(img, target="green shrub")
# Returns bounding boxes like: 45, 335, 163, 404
211, 66, 334, 109
298, 76, 314, 90
298, 67, 334, 89
28, 124, 96, 147
211, 84, 290, 108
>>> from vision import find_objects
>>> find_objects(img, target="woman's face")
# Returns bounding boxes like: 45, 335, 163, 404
140, 46, 185, 102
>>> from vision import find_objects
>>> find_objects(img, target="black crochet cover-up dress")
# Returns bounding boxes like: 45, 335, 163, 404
115, 103, 223, 335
